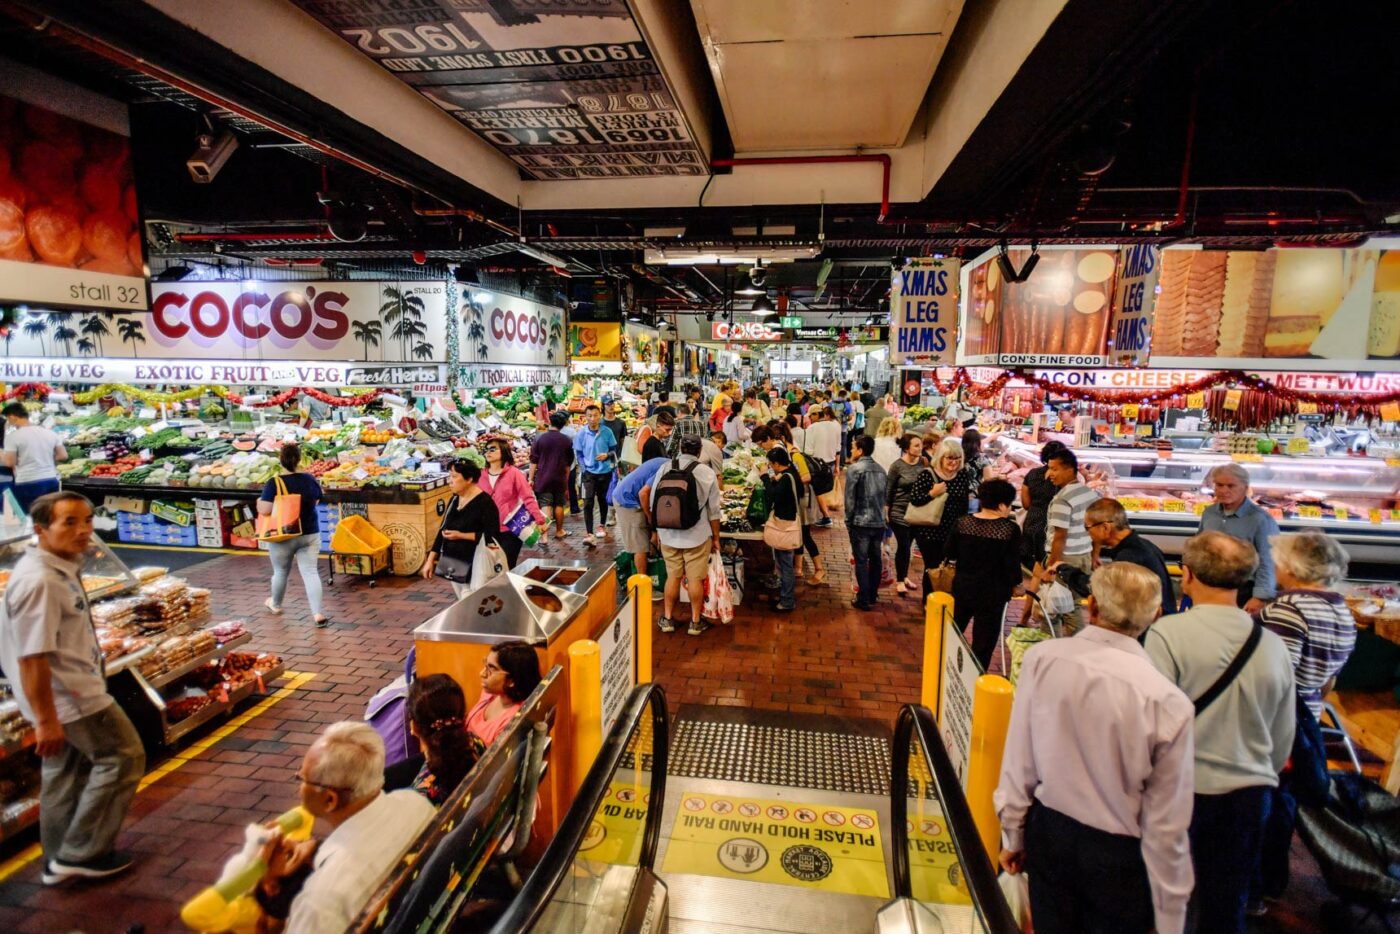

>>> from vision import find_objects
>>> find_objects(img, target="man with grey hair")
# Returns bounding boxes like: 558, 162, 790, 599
257, 721, 434, 932
1053, 498, 1177, 615
996, 563, 1194, 934
1145, 531, 1295, 934
1198, 463, 1279, 613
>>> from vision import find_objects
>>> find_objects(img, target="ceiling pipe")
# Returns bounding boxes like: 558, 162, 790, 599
411, 203, 519, 239
711, 155, 890, 222
174, 231, 338, 242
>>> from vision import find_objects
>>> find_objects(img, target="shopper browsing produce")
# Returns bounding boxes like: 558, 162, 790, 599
669, 404, 707, 458
573, 404, 618, 546
1, 402, 69, 513
528, 411, 575, 540
1198, 463, 1280, 613
1145, 531, 1295, 934
638, 409, 674, 461
255, 722, 433, 933
259, 443, 328, 627
422, 461, 501, 598
996, 563, 1193, 934
480, 438, 547, 568
0, 492, 145, 885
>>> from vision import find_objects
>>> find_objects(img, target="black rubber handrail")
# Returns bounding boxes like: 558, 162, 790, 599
890, 704, 1019, 933
487, 683, 669, 934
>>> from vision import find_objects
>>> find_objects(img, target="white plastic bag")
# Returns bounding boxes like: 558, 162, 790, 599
471, 540, 509, 588
1038, 580, 1076, 617
702, 554, 734, 624
619, 433, 642, 467
998, 871, 1033, 932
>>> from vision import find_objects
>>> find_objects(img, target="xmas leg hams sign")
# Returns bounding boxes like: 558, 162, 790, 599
890, 258, 960, 367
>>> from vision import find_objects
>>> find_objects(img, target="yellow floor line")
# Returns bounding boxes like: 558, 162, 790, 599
0, 671, 315, 883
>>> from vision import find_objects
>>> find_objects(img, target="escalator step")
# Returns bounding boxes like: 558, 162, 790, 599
670, 720, 890, 795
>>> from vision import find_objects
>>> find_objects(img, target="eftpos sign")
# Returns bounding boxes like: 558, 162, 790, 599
890, 258, 960, 366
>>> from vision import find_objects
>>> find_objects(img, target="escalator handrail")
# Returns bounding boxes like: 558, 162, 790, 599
890, 704, 1019, 933
488, 683, 669, 934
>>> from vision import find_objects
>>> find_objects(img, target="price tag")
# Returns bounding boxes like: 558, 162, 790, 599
351, 467, 370, 481
1185, 392, 1205, 409
1232, 453, 1263, 463
1121, 404, 1140, 420
1386, 457, 1400, 468
1298, 505, 1323, 519
1136, 424, 1155, 435
1163, 499, 1187, 513
1371, 508, 1384, 524
1381, 401, 1400, 422
139, 407, 157, 419
130, 425, 148, 438
1119, 497, 1144, 512
1335, 507, 1349, 521
1194, 502, 1210, 516
1391, 509, 1400, 521
140, 449, 152, 460
1297, 402, 1318, 415
1140, 498, 1161, 512
1285, 437, 1310, 455
1224, 389, 1243, 411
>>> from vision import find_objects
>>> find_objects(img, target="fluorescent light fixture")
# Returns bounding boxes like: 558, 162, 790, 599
644, 245, 820, 266
381, 393, 408, 406
644, 226, 686, 238
515, 242, 570, 267
734, 287, 764, 296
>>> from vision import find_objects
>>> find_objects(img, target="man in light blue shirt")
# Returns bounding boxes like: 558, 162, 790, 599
572, 404, 618, 546
1197, 464, 1279, 611
611, 456, 671, 588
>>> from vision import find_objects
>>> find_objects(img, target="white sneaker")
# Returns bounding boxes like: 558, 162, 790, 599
583, 534, 597, 548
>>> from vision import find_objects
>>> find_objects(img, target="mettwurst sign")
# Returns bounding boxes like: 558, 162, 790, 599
890, 258, 960, 367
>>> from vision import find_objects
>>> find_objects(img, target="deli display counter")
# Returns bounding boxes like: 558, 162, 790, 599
998, 439, 1400, 565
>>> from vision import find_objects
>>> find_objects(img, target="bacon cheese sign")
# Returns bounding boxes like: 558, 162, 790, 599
890, 258, 961, 367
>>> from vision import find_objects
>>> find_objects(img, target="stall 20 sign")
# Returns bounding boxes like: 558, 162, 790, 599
1107, 244, 1161, 367
891, 259, 960, 366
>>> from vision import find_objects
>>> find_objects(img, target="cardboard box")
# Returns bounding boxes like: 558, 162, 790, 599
104, 496, 148, 515
150, 500, 195, 527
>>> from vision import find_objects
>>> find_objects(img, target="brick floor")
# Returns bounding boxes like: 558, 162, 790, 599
0, 503, 1333, 931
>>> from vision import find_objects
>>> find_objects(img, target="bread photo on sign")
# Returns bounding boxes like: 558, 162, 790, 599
1370, 251, 1400, 358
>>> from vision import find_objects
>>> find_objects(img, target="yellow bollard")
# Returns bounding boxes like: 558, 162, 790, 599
921, 593, 955, 714
569, 640, 602, 794
628, 573, 653, 684
966, 674, 1015, 861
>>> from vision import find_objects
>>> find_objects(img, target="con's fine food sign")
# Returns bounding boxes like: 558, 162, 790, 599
891, 258, 960, 366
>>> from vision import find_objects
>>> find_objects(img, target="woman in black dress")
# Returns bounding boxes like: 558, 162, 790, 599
943, 479, 1023, 669
1018, 440, 1068, 567
911, 438, 979, 574
422, 460, 501, 597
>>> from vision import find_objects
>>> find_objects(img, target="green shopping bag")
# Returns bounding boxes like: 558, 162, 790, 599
615, 551, 666, 592
746, 484, 768, 530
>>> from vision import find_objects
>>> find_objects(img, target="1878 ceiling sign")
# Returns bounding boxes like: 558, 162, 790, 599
292, 0, 706, 179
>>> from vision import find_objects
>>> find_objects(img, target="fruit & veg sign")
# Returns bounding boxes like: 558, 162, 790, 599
890, 258, 960, 367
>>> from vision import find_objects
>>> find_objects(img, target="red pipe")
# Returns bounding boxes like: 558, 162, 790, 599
174, 231, 337, 242
1166, 79, 1200, 230
711, 155, 890, 221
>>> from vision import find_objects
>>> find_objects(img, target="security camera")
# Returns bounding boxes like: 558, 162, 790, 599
749, 263, 767, 287
187, 130, 239, 184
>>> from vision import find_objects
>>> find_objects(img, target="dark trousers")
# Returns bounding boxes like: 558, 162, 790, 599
801, 523, 820, 559
955, 594, 1006, 670
13, 477, 60, 513
1190, 785, 1269, 934
1252, 785, 1297, 902
891, 522, 938, 581
567, 465, 580, 513
849, 526, 883, 607
581, 471, 612, 534
1025, 802, 1155, 934
496, 530, 523, 568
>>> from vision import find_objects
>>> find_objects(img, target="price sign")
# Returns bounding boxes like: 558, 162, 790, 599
1386, 457, 1400, 468
1391, 509, 1400, 521
1185, 392, 1205, 409
1335, 508, 1349, 521
1119, 497, 1144, 513
1298, 505, 1323, 519
1232, 453, 1263, 463
1371, 508, 1384, 524
1285, 437, 1310, 455
1194, 502, 1210, 516
1121, 404, 1140, 420
1381, 401, 1400, 423
1297, 402, 1318, 415
1162, 499, 1187, 513
1136, 424, 1155, 435
1224, 389, 1243, 411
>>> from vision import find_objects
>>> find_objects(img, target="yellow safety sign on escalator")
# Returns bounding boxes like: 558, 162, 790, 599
579, 777, 650, 867
662, 791, 889, 898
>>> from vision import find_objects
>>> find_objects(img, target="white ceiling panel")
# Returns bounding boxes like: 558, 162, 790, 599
692, 0, 964, 152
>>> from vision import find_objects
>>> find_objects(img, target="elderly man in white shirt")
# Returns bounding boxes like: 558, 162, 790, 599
256, 721, 434, 933
995, 562, 1195, 934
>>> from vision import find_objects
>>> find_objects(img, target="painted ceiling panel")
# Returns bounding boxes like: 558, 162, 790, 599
289, 0, 707, 180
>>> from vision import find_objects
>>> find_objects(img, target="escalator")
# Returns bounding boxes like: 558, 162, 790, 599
490, 685, 1018, 934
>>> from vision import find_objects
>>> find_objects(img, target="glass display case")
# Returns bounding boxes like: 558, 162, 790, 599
0, 536, 140, 603
998, 439, 1400, 564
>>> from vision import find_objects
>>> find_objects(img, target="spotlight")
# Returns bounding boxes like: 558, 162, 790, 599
187, 130, 238, 184
751, 293, 774, 314
996, 240, 1040, 283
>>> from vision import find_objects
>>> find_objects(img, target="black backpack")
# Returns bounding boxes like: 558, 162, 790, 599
653, 458, 702, 529
806, 454, 835, 497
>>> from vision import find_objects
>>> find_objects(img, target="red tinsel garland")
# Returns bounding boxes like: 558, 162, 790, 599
220, 386, 383, 408
0, 382, 53, 402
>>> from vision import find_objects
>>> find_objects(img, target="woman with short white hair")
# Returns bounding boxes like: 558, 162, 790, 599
910, 438, 979, 595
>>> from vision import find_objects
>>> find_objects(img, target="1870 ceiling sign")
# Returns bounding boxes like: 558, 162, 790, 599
292, 0, 706, 179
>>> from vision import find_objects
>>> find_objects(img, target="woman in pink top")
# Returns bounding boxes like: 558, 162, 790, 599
479, 438, 548, 567
467, 641, 544, 747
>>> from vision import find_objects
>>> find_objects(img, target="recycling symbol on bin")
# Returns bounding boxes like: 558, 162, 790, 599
477, 594, 505, 617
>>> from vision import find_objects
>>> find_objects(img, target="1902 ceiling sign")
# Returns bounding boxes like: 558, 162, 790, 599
292, 0, 707, 179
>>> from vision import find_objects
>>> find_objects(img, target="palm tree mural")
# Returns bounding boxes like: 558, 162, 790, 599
21, 314, 48, 356
352, 320, 382, 361
380, 286, 430, 362
546, 312, 563, 362
77, 337, 95, 356
413, 340, 434, 361
463, 298, 487, 363
49, 311, 78, 357
117, 317, 146, 356
80, 313, 110, 356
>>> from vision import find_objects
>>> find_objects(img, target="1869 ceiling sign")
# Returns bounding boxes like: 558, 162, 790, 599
293, 0, 706, 180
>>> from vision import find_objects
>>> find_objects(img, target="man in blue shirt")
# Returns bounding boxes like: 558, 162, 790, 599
1197, 464, 1279, 612
610, 456, 671, 591
572, 404, 618, 547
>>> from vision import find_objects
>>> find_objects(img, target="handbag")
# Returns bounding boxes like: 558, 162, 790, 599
255, 476, 303, 542
763, 473, 803, 551
432, 497, 474, 582
619, 433, 642, 467
904, 492, 947, 527
925, 561, 956, 595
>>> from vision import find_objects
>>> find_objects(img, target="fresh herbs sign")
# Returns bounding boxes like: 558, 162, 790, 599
890, 258, 960, 366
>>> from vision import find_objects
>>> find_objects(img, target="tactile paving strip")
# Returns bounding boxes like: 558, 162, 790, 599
669, 720, 891, 795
